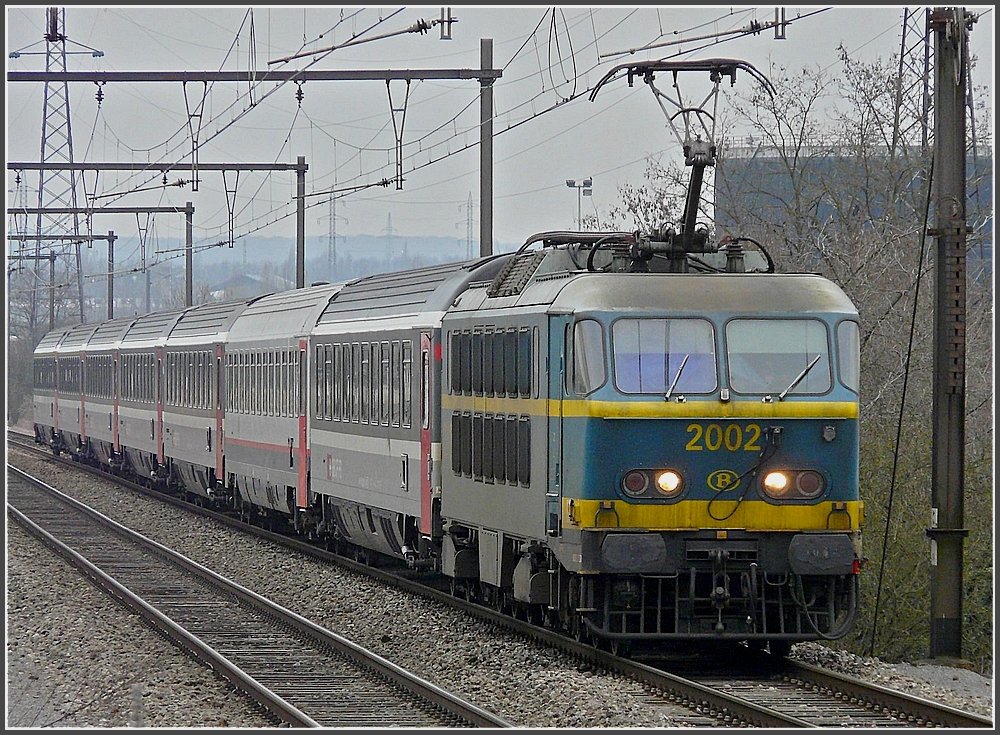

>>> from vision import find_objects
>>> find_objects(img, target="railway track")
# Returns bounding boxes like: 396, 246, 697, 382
7, 430, 994, 729
6, 463, 510, 729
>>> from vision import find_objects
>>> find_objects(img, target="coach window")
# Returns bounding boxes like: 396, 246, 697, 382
380, 341, 391, 426
447, 332, 462, 394
492, 415, 506, 484
503, 329, 518, 397
482, 414, 494, 482
517, 416, 531, 486
517, 328, 532, 397
268, 351, 276, 415
491, 329, 505, 397
361, 342, 371, 424
391, 340, 401, 427
459, 331, 472, 395
472, 413, 484, 478
482, 330, 494, 396
472, 331, 484, 396
197, 352, 205, 409
421, 347, 430, 430
534, 327, 542, 398
351, 342, 361, 422
331, 343, 341, 421
368, 341, 379, 425
315, 345, 325, 419
505, 415, 518, 484
402, 340, 413, 428
320, 346, 331, 420
340, 344, 350, 421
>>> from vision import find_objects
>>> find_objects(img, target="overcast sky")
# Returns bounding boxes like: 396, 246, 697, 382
5, 4, 995, 261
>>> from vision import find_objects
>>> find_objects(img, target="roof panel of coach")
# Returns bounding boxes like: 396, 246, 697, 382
227, 284, 341, 342
316, 256, 509, 325
33, 328, 70, 355
86, 316, 138, 349
166, 298, 251, 343
120, 309, 185, 346
55, 323, 99, 351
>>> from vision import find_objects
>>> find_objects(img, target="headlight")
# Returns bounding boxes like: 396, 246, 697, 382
761, 469, 827, 500
622, 470, 648, 497
762, 471, 790, 497
654, 469, 683, 497
795, 470, 825, 498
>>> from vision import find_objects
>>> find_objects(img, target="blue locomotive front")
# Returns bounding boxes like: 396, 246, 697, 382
553, 274, 862, 645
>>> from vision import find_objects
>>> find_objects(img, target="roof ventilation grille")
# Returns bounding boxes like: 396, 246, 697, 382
486, 251, 546, 298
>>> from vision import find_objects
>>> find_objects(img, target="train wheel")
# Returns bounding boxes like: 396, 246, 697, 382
768, 640, 792, 658
610, 638, 632, 658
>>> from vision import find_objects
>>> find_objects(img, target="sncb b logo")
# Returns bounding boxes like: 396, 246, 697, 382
707, 469, 740, 492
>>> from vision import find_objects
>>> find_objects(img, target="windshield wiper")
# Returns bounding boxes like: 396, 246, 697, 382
778, 354, 822, 401
664, 354, 690, 401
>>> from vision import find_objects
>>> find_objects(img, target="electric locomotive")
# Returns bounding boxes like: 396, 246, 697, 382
435, 230, 862, 653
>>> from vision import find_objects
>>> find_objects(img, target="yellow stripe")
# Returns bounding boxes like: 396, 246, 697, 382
562, 498, 863, 531
441, 395, 858, 419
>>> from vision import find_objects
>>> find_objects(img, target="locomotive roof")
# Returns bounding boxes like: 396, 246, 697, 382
166, 298, 252, 346
549, 272, 858, 315
450, 268, 858, 317
228, 283, 342, 343
314, 256, 508, 331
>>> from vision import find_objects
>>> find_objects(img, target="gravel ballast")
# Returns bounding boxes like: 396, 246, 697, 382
6, 447, 995, 727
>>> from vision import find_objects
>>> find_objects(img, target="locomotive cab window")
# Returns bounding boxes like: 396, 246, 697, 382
837, 320, 860, 394
570, 319, 606, 395
726, 318, 832, 396
612, 318, 717, 395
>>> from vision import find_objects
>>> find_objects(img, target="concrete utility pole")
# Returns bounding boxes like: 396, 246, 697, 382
296, 156, 306, 288
106, 230, 116, 318
927, 5, 974, 663
480, 38, 494, 257
185, 201, 194, 307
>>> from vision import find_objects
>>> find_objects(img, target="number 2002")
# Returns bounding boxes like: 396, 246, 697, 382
685, 423, 762, 452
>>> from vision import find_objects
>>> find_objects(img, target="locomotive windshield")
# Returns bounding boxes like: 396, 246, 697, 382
612, 318, 717, 394
726, 318, 832, 395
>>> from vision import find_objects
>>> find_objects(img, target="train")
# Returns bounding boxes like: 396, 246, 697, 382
32, 227, 864, 656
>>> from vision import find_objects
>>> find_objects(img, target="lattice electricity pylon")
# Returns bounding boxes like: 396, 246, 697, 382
892, 7, 934, 155
590, 58, 774, 268
9, 7, 103, 328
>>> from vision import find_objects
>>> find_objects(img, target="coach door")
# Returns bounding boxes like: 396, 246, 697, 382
546, 314, 572, 537
295, 338, 309, 509
419, 331, 436, 536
